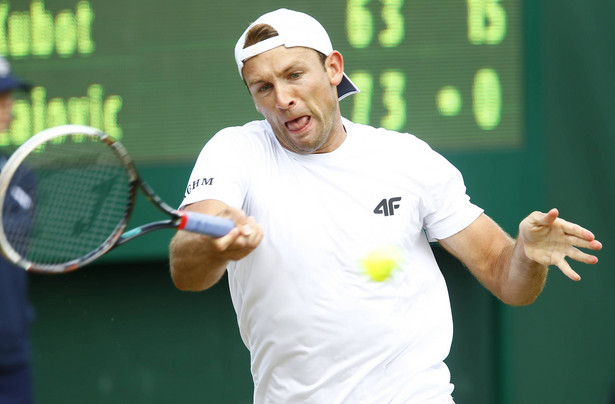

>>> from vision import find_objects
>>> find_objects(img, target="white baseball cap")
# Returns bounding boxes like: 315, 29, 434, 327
234, 8, 360, 101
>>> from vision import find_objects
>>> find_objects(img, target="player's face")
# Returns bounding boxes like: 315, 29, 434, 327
243, 46, 346, 154
0, 92, 13, 132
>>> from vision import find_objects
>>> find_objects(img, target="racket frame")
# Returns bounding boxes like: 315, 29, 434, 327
0, 125, 139, 272
0, 124, 230, 273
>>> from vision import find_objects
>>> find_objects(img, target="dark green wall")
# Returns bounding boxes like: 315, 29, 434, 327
501, 1, 615, 403
30, 262, 253, 403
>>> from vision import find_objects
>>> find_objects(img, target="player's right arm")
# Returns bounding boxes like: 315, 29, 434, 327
169, 199, 263, 291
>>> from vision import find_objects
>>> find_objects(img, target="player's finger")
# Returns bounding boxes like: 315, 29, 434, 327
239, 216, 259, 236
558, 218, 596, 241
566, 246, 599, 265
247, 222, 264, 246
212, 226, 242, 251
526, 209, 558, 227
555, 259, 581, 281
539, 208, 559, 225
545, 208, 559, 222
565, 235, 603, 251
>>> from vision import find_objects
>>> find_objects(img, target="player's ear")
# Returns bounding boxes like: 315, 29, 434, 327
325, 51, 344, 87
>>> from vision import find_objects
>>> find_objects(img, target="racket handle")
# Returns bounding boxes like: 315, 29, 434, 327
178, 211, 235, 238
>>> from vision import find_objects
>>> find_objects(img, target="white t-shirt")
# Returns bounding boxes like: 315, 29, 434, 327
181, 118, 483, 403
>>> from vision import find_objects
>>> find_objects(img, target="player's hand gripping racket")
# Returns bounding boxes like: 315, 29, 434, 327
0, 124, 234, 273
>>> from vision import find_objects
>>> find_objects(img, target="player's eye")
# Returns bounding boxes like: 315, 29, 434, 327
257, 83, 272, 93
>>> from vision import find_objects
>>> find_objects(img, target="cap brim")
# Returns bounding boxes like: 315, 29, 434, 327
0, 77, 31, 94
337, 73, 360, 101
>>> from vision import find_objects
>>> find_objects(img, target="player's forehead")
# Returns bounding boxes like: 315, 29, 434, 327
242, 46, 321, 82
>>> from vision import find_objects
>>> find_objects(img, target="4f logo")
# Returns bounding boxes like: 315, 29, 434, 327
374, 197, 401, 216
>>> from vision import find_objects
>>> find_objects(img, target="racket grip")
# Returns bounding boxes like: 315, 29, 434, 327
178, 212, 235, 238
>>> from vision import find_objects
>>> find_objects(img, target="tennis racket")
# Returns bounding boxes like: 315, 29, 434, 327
0, 124, 234, 274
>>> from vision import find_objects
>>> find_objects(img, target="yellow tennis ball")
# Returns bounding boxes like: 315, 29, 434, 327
361, 246, 401, 282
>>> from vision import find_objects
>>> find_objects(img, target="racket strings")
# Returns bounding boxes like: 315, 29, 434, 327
3, 135, 132, 266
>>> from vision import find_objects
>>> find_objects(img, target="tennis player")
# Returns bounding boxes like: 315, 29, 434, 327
169, 9, 602, 403
0, 56, 35, 404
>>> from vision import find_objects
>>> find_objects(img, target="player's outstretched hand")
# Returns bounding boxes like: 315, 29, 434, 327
519, 208, 602, 281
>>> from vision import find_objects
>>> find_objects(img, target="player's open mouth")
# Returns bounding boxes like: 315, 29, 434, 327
285, 116, 311, 132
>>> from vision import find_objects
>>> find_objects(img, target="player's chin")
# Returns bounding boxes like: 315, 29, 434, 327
276, 132, 319, 154
289, 141, 322, 155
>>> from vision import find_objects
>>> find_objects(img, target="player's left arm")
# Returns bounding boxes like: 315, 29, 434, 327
438, 209, 602, 306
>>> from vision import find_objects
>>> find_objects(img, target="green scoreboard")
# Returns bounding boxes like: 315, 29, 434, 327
0, 0, 525, 261
2, 0, 522, 162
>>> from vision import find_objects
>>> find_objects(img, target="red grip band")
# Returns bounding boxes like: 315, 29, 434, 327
178, 212, 188, 230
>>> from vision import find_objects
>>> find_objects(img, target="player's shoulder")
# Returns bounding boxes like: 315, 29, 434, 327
344, 118, 435, 156
210, 120, 274, 149
217, 119, 269, 134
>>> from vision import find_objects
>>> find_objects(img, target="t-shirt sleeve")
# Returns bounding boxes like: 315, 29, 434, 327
179, 127, 252, 210
420, 147, 484, 242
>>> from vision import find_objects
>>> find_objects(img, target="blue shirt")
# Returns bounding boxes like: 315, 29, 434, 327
0, 154, 34, 368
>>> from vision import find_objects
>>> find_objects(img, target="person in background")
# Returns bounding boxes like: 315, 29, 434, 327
0, 55, 35, 404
